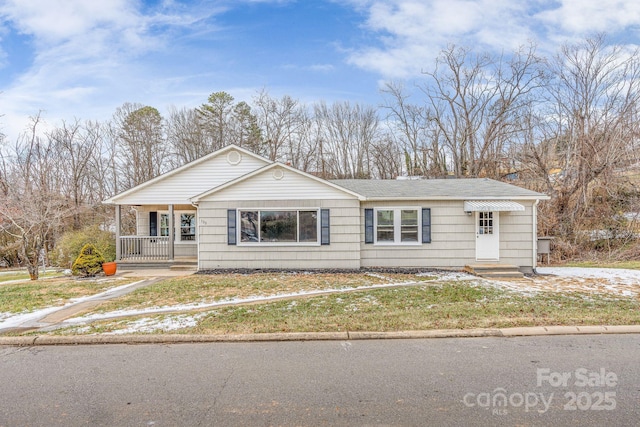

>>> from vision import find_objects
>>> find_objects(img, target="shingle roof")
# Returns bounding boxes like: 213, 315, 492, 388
330, 178, 548, 200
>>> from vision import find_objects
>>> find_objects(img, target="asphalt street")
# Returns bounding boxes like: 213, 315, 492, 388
1, 334, 639, 426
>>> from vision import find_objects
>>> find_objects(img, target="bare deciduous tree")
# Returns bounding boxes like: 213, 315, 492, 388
539, 35, 640, 237
382, 82, 446, 176
167, 106, 209, 166
314, 101, 378, 179
420, 43, 545, 177
0, 114, 72, 279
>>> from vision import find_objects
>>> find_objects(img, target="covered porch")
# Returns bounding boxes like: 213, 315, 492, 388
114, 204, 198, 262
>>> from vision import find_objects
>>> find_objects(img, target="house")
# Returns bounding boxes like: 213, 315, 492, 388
104, 145, 549, 273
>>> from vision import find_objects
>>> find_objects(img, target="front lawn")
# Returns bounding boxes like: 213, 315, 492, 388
48, 273, 640, 336
0, 276, 137, 314
564, 260, 640, 269
90, 272, 436, 313
0, 270, 62, 283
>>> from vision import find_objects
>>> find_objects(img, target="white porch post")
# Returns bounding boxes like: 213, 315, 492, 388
115, 205, 121, 261
169, 204, 175, 260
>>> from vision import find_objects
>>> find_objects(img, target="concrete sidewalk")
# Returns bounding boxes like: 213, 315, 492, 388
1, 325, 639, 346
0, 276, 165, 334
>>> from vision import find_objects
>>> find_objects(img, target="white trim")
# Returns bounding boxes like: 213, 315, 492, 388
272, 168, 285, 180
533, 199, 539, 269
364, 196, 548, 201
475, 211, 500, 261
156, 209, 198, 244
373, 207, 422, 246
236, 208, 322, 246
464, 200, 525, 212
226, 150, 242, 165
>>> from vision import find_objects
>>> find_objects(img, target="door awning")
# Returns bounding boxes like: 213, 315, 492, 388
464, 200, 525, 212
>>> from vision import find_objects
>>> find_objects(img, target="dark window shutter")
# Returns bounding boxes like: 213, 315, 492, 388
320, 209, 330, 245
149, 211, 157, 236
422, 208, 431, 243
227, 209, 237, 245
364, 208, 374, 244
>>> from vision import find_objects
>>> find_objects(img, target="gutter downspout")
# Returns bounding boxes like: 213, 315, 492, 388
115, 205, 121, 261
191, 201, 200, 271
532, 199, 539, 274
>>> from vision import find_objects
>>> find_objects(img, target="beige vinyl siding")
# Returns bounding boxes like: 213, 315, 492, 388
204, 167, 358, 201
499, 203, 535, 267
198, 199, 361, 270
115, 153, 268, 205
360, 200, 536, 269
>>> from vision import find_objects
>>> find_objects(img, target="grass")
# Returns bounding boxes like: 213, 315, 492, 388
90, 272, 436, 313
0, 270, 63, 283
52, 281, 640, 336
565, 260, 640, 270
0, 276, 136, 314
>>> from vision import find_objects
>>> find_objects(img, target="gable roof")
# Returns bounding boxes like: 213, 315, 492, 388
104, 144, 272, 205
191, 162, 365, 202
331, 178, 548, 201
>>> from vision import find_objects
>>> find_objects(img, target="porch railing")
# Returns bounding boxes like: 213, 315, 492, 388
119, 236, 170, 260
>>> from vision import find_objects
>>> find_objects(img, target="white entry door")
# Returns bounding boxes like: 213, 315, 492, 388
475, 211, 499, 260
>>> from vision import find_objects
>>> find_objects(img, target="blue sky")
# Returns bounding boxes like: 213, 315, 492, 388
1, 0, 640, 142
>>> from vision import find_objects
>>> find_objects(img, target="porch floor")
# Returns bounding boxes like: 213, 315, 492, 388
118, 257, 197, 271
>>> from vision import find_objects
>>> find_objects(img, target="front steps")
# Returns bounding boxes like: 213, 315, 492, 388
464, 264, 525, 279
169, 263, 198, 271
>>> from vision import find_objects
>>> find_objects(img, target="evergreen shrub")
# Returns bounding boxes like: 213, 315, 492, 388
71, 243, 106, 277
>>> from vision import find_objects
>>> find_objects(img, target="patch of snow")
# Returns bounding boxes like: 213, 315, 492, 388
0, 306, 63, 329
537, 267, 640, 284
425, 271, 478, 281
0, 279, 148, 331
104, 313, 207, 335
61, 280, 427, 325
365, 272, 388, 280
6, 268, 640, 335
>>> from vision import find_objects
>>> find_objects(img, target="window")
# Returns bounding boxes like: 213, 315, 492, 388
180, 213, 196, 241
400, 209, 419, 242
478, 211, 493, 235
367, 207, 424, 244
149, 210, 197, 242
376, 210, 395, 242
160, 213, 170, 237
239, 210, 319, 243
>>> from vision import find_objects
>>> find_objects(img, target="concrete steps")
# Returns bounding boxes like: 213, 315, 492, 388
119, 259, 198, 271
169, 264, 198, 271
464, 264, 525, 279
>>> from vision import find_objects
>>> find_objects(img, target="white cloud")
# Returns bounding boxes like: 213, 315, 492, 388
0, 0, 224, 140
345, 0, 536, 78
0, 0, 140, 44
536, 0, 640, 34
344, 0, 640, 79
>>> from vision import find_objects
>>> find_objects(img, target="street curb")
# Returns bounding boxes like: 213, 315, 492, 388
1, 325, 639, 346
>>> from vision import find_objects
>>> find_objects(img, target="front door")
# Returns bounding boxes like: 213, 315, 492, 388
475, 211, 499, 260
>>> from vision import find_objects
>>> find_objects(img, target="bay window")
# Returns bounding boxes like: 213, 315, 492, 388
239, 210, 318, 243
